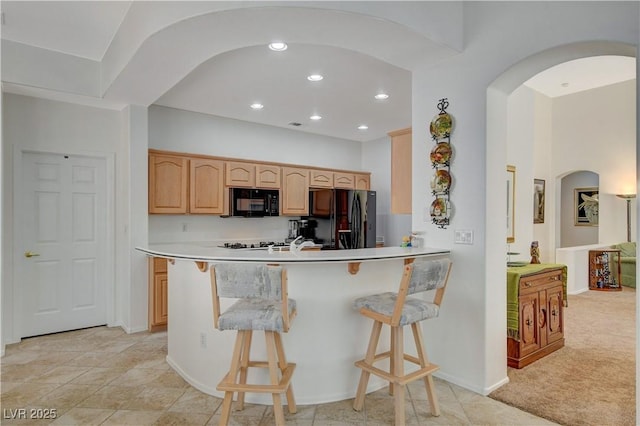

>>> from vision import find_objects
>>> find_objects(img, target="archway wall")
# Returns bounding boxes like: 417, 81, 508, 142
509, 79, 635, 260
102, 3, 463, 104
411, 2, 638, 394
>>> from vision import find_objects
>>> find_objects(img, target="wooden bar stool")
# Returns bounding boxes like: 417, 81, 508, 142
352, 258, 452, 425
210, 264, 297, 425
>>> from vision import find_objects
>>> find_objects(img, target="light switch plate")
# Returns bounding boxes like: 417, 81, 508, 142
454, 229, 474, 244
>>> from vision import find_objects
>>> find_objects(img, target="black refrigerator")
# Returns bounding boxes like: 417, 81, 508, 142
308, 189, 376, 249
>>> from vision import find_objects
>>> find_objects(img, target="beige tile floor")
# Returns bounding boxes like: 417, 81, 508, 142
1, 326, 556, 425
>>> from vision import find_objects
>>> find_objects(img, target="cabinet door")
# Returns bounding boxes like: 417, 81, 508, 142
518, 292, 541, 357
282, 167, 309, 215
149, 154, 188, 214
256, 164, 281, 189
389, 128, 412, 214
153, 273, 168, 325
310, 170, 334, 188
312, 190, 333, 216
148, 257, 168, 330
355, 173, 370, 190
190, 158, 225, 214
545, 286, 564, 344
226, 162, 255, 187
334, 172, 355, 189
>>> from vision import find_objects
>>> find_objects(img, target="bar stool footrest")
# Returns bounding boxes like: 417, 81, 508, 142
354, 359, 439, 386
217, 363, 296, 393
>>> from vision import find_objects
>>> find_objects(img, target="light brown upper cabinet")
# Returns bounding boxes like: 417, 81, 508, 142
281, 167, 310, 215
256, 164, 281, 189
190, 158, 225, 214
355, 173, 371, 190
149, 153, 189, 214
310, 170, 334, 188
226, 162, 281, 189
149, 151, 226, 214
389, 127, 412, 214
226, 161, 255, 187
334, 172, 356, 189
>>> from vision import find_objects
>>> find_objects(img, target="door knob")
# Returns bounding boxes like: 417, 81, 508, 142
24, 251, 40, 258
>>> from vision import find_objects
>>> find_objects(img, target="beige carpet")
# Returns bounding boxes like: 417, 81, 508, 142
490, 288, 636, 426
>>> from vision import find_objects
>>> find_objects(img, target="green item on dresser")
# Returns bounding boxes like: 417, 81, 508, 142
506, 263, 568, 341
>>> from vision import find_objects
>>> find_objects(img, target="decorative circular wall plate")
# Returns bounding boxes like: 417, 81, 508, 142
430, 113, 453, 139
430, 198, 450, 225
430, 143, 452, 165
431, 169, 451, 193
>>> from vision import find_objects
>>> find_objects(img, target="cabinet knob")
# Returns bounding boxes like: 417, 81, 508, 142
524, 282, 532, 287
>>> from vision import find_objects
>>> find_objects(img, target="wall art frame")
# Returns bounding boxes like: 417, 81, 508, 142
533, 178, 545, 224
575, 187, 599, 226
507, 165, 516, 243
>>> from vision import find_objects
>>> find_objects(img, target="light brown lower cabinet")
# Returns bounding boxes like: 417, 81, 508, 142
149, 257, 168, 331
507, 267, 564, 368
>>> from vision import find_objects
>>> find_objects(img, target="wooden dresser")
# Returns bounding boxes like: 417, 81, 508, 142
507, 264, 566, 368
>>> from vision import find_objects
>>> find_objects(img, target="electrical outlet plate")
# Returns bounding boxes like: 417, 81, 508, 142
454, 229, 474, 244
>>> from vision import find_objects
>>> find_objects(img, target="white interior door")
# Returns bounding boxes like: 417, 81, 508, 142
18, 152, 108, 337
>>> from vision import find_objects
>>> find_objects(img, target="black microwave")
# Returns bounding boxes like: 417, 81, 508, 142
230, 188, 279, 217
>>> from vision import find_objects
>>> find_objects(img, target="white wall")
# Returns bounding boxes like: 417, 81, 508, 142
507, 79, 636, 259
1, 94, 124, 343
148, 105, 391, 244
361, 135, 411, 248
507, 85, 536, 262
1, 1, 638, 402
553, 80, 636, 246
532, 91, 554, 261
414, 2, 637, 395
0, 90, 4, 356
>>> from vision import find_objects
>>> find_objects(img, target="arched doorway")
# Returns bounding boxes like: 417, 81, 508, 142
486, 40, 636, 406
560, 171, 600, 247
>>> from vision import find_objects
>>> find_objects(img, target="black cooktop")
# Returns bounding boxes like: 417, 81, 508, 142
219, 241, 288, 249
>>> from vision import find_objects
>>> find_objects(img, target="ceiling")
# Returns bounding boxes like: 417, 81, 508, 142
524, 55, 636, 98
1, 2, 636, 142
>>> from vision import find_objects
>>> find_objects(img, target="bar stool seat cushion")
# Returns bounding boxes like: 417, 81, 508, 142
219, 298, 297, 332
354, 292, 439, 326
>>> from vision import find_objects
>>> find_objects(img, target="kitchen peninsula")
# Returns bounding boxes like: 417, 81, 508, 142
137, 243, 450, 404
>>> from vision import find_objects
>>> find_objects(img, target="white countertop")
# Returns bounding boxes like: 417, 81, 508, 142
136, 242, 449, 263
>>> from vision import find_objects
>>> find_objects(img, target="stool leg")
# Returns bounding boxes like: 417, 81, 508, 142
392, 325, 405, 426
389, 327, 396, 396
412, 323, 440, 417
265, 331, 286, 425
236, 330, 253, 411
274, 332, 297, 414
219, 331, 245, 425
353, 320, 382, 411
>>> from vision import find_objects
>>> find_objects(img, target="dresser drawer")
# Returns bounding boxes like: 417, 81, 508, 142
519, 269, 562, 294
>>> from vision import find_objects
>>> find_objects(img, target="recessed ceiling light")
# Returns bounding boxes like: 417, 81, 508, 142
268, 42, 287, 51
310, 115, 322, 121
307, 74, 324, 82
358, 125, 369, 130
250, 103, 264, 110
374, 93, 389, 100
